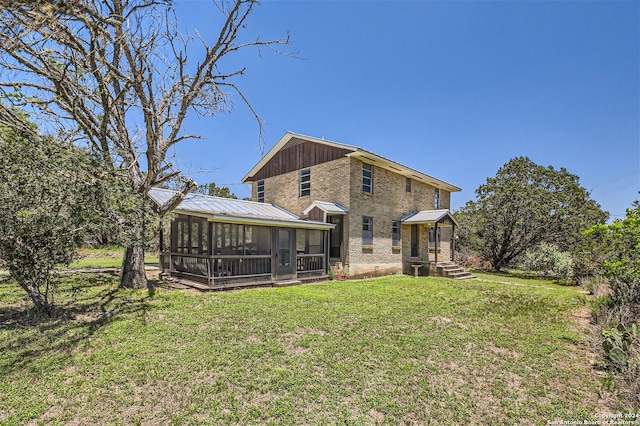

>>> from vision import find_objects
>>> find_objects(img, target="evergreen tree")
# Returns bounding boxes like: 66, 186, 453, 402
456, 157, 608, 270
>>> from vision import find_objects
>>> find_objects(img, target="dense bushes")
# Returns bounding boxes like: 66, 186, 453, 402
585, 203, 640, 324
519, 243, 573, 281
0, 124, 103, 313
582, 203, 640, 408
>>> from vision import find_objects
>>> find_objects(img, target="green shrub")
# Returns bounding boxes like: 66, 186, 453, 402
583, 203, 640, 408
591, 294, 613, 324
602, 323, 638, 371
608, 277, 640, 326
520, 243, 573, 281
601, 323, 640, 408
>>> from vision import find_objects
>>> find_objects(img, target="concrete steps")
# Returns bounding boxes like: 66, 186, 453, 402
437, 262, 476, 280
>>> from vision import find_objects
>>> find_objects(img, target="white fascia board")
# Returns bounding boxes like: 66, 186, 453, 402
401, 210, 458, 227
302, 201, 348, 216
172, 209, 211, 220
285, 131, 359, 151
241, 132, 293, 182
242, 131, 462, 193
242, 131, 358, 182
208, 214, 335, 230
346, 150, 462, 192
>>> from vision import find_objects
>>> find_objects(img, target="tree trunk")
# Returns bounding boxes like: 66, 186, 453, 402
491, 255, 504, 271
17, 281, 52, 315
120, 243, 147, 289
28, 288, 52, 314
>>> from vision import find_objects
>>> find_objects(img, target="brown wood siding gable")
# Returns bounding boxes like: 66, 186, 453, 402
308, 206, 325, 222
247, 139, 353, 181
438, 215, 455, 226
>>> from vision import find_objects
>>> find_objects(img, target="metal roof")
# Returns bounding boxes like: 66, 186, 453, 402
302, 200, 348, 216
149, 188, 333, 229
401, 209, 458, 226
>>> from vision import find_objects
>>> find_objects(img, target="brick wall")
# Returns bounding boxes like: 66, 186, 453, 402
345, 158, 455, 277
252, 158, 352, 274
252, 156, 351, 215
251, 155, 455, 279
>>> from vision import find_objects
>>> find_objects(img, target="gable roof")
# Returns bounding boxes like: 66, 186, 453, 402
149, 188, 333, 229
242, 131, 461, 192
401, 209, 458, 226
302, 200, 348, 216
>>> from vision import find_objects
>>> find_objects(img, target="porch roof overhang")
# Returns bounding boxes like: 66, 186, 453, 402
401, 209, 458, 227
149, 188, 334, 230
201, 213, 334, 230
302, 200, 348, 216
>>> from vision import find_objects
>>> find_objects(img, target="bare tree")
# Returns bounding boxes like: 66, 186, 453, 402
0, 0, 290, 288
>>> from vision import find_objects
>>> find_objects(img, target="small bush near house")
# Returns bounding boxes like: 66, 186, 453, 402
520, 242, 573, 281
454, 247, 491, 269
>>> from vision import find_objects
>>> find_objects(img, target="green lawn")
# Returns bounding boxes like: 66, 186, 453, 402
0, 274, 610, 424
68, 247, 159, 269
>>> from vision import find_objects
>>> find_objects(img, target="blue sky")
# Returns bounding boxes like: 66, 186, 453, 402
173, 0, 639, 220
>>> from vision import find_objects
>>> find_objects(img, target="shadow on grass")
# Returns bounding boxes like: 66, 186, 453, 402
0, 273, 158, 376
471, 268, 577, 286
472, 269, 540, 280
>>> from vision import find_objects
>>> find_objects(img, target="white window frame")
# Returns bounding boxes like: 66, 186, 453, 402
257, 180, 265, 203
363, 163, 373, 194
362, 216, 373, 246
299, 168, 311, 197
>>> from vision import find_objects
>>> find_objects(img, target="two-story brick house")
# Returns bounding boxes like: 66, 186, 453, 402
243, 132, 467, 279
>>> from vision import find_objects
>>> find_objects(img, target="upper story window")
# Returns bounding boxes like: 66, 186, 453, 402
434, 188, 440, 209
362, 163, 373, 194
406, 177, 412, 193
392, 221, 401, 248
257, 180, 265, 203
362, 216, 373, 246
299, 168, 311, 197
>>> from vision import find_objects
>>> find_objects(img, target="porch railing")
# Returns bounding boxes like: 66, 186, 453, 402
161, 252, 209, 280
160, 252, 327, 286
296, 254, 325, 277
160, 252, 271, 285
211, 255, 272, 282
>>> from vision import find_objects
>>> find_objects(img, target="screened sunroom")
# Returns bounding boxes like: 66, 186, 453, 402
150, 188, 333, 288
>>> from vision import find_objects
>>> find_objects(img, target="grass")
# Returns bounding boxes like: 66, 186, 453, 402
68, 247, 159, 269
473, 269, 575, 287
0, 273, 612, 424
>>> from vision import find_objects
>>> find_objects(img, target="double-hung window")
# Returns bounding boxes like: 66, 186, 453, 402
257, 180, 265, 203
434, 188, 440, 209
362, 216, 373, 246
299, 168, 311, 197
392, 221, 401, 249
406, 177, 411, 193
362, 163, 373, 194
